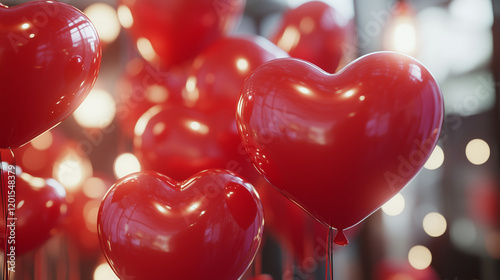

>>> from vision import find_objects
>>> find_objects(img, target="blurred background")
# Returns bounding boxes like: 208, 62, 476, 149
1, 0, 499, 279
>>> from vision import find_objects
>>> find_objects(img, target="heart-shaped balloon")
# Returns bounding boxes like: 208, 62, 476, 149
98, 169, 264, 280
237, 52, 443, 244
117, 0, 245, 68
270, 1, 352, 73
187, 36, 288, 112
134, 36, 286, 181
0, 167, 67, 255
0, 1, 101, 148
134, 105, 242, 181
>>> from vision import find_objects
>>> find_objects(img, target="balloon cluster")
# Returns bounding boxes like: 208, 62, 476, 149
0, 1, 444, 279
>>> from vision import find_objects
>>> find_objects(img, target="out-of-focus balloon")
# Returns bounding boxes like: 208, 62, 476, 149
271, 1, 352, 73
186, 35, 288, 112
134, 105, 242, 181
237, 52, 443, 244
0, 168, 67, 255
64, 175, 112, 258
117, 0, 246, 68
0, 1, 101, 148
115, 58, 186, 138
98, 169, 264, 280
14, 128, 67, 178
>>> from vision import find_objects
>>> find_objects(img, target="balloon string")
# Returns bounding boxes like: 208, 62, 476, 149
326, 227, 334, 280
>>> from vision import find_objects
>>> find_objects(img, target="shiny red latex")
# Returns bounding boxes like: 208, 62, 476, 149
271, 1, 351, 73
118, 0, 245, 68
97, 169, 264, 280
115, 58, 186, 138
187, 36, 288, 112
0, 1, 101, 148
0, 168, 67, 255
237, 52, 444, 242
134, 105, 242, 181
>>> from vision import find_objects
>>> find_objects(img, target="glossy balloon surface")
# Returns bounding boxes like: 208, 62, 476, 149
237, 52, 444, 233
98, 169, 264, 280
118, 0, 245, 68
134, 105, 243, 181
271, 1, 351, 73
0, 1, 101, 148
188, 36, 288, 112
115, 58, 186, 138
0, 168, 67, 255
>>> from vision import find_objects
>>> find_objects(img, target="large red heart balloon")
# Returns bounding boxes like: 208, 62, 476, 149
237, 52, 444, 244
117, 0, 245, 68
0, 0, 101, 148
98, 169, 264, 280
0, 167, 67, 255
270, 1, 352, 73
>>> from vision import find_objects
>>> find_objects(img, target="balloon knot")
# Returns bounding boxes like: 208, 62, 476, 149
334, 229, 348, 246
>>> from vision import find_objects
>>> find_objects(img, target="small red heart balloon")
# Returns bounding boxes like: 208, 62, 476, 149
118, 0, 245, 68
271, 1, 352, 73
0, 0, 101, 148
98, 169, 264, 280
237, 52, 444, 244
0, 167, 67, 255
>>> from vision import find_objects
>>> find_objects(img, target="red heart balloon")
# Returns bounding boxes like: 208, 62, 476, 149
134, 36, 286, 180
187, 36, 288, 112
134, 105, 242, 181
237, 52, 444, 244
271, 1, 352, 73
0, 167, 67, 255
117, 0, 245, 68
0, 1, 101, 148
98, 169, 264, 280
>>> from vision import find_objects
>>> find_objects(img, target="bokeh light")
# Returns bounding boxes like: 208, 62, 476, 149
53, 147, 92, 192
137, 37, 158, 62
94, 262, 119, 280
408, 245, 432, 270
31, 131, 54, 150
117, 5, 134, 29
84, 3, 121, 44
465, 138, 490, 165
423, 212, 447, 237
74, 89, 116, 129
381, 193, 405, 216
114, 153, 141, 179
424, 145, 444, 170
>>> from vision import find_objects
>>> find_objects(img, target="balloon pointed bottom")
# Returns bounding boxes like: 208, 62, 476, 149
334, 229, 348, 246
